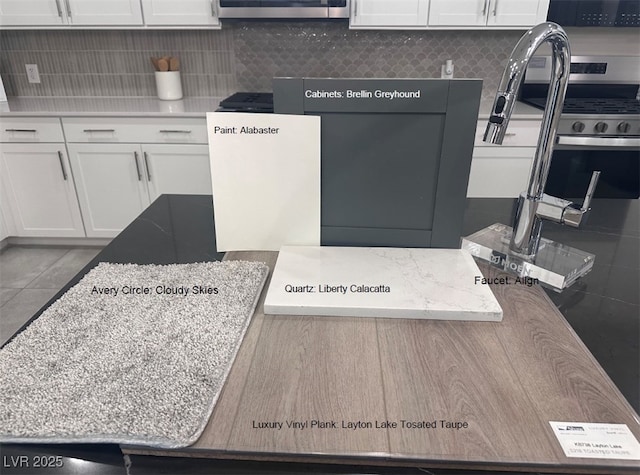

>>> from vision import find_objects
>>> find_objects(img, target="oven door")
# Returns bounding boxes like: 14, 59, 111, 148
545, 136, 640, 199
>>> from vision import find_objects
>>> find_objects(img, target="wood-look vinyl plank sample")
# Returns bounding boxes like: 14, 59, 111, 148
225, 313, 389, 454
377, 317, 557, 464
483, 264, 640, 471
123, 253, 640, 473
189, 251, 278, 450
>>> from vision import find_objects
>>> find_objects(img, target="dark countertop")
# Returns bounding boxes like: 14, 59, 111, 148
1, 194, 637, 475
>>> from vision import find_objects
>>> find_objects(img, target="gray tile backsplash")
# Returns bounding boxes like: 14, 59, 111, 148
0, 24, 635, 101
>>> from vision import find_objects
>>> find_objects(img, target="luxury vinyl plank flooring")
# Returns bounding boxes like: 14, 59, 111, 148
377, 318, 556, 464
125, 252, 640, 473
192, 252, 278, 450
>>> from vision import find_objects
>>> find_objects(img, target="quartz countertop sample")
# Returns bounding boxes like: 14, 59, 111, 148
264, 246, 503, 321
0, 96, 224, 117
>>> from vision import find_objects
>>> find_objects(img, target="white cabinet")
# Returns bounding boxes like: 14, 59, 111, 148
467, 119, 540, 198
488, 0, 549, 27
0, 0, 66, 26
63, 117, 212, 238
141, 0, 220, 26
429, 0, 549, 28
0, 0, 143, 26
0, 143, 85, 237
68, 143, 212, 237
65, 0, 143, 25
350, 0, 428, 28
142, 144, 212, 201
67, 144, 150, 237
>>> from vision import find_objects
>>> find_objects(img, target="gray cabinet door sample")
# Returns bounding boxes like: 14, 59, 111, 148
273, 78, 482, 249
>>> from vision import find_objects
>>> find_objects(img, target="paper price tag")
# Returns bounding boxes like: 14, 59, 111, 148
549, 421, 640, 460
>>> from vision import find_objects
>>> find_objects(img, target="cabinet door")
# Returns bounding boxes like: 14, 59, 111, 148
141, 144, 212, 202
66, 0, 142, 25
487, 0, 547, 27
467, 147, 535, 198
141, 0, 220, 26
428, 0, 487, 26
0, 144, 84, 237
67, 143, 150, 238
351, 0, 428, 27
0, 0, 67, 26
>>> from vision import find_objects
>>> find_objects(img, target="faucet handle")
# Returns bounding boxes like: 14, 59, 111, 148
563, 170, 601, 227
580, 170, 601, 212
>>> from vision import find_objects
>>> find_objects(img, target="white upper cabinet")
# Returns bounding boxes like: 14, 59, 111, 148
428, 0, 488, 26
141, 0, 220, 26
487, 0, 548, 27
429, 0, 549, 28
66, 0, 143, 25
350, 0, 429, 28
0, 0, 143, 26
0, 0, 67, 26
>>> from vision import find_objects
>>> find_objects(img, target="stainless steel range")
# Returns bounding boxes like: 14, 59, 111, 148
521, 55, 640, 198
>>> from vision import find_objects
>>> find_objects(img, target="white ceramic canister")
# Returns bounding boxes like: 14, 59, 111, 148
155, 71, 183, 101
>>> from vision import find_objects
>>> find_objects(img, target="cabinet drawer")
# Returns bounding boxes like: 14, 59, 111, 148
62, 118, 208, 144
0, 117, 64, 143
474, 119, 541, 147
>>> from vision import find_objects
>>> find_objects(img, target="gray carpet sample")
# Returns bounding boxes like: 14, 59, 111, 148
0, 261, 269, 448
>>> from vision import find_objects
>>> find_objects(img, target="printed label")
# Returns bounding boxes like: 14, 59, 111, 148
549, 421, 640, 460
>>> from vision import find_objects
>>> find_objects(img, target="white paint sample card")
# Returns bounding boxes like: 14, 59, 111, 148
264, 246, 503, 321
207, 112, 320, 251
549, 422, 640, 460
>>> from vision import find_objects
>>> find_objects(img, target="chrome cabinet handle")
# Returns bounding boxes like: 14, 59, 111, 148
354, 0, 357, 17
65, 0, 71, 17
211, 0, 217, 17
55, 0, 63, 18
5, 128, 37, 133
143, 152, 151, 181
57, 151, 68, 181
482, 0, 489, 16
492, 0, 498, 16
158, 129, 192, 134
133, 151, 142, 181
83, 129, 115, 133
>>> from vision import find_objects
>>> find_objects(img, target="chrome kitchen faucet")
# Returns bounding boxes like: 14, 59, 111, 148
462, 22, 601, 291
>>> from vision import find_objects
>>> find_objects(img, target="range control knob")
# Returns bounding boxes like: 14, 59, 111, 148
572, 121, 585, 133
594, 122, 609, 134
617, 121, 631, 133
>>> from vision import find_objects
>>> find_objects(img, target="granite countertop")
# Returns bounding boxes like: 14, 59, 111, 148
0, 96, 543, 120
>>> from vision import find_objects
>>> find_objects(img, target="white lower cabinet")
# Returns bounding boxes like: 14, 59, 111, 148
467, 118, 539, 198
67, 143, 150, 238
142, 144, 212, 201
67, 143, 211, 237
467, 147, 535, 198
0, 143, 85, 237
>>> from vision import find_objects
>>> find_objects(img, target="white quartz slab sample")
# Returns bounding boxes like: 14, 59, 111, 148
264, 246, 503, 321
207, 112, 320, 251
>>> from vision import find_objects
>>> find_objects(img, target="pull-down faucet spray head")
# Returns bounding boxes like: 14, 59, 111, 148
484, 23, 570, 159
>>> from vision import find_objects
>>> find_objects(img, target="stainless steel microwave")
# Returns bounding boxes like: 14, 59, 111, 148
547, 0, 640, 26
218, 0, 350, 19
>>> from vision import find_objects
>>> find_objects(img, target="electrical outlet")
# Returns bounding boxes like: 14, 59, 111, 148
25, 64, 40, 84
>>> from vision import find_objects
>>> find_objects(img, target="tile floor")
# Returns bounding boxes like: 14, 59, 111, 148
0, 245, 103, 346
